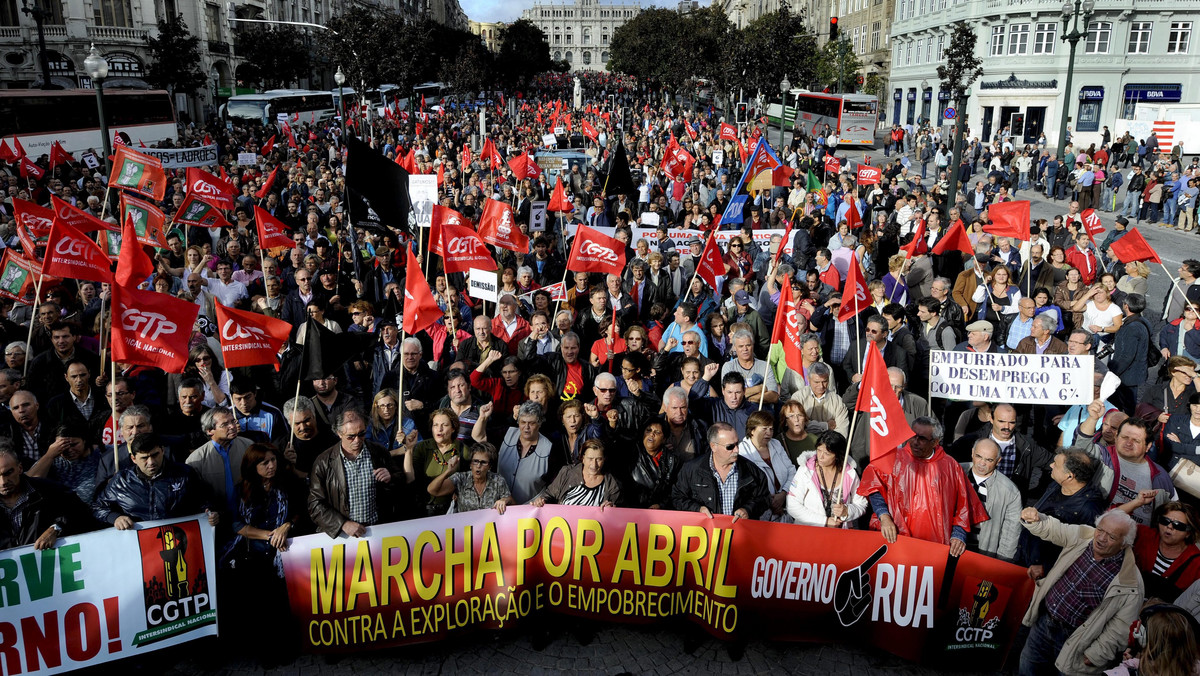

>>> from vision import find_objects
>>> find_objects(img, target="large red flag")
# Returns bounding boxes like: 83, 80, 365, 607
932, 219, 975, 256
507, 152, 540, 179
1108, 228, 1161, 264
19, 157, 44, 181
547, 176, 570, 213
480, 138, 503, 171
51, 195, 118, 233
856, 165, 882, 185
12, 198, 55, 235
838, 257, 871, 321
581, 119, 599, 142
261, 135, 276, 156
844, 196, 863, 230
719, 123, 738, 142
48, 141, 73, 171
694, 232, 726, 293
660, 137, 695, 182
982, 201, 1032, 241
175, 193, 232, 229
1080, 208, 1105, 242
255, 165, 279, 200
477, 199, 529, 252
12, 136, 26, 158
567, 224, 626, 276
0, 139, 16, 164
403, 247, 442, 335
899, 219, 928, 256
115, 214, 155, 288
769, 281, 805, 374
824, 156, 842, 175
441, 222, 495, 274
855, 342, 915, 462
398, 148, 418, 174
215, 304, 291, 370
109, 145, 167, 200
111, 283, 200, 373
186, 167, 237, 210
430, 205, 468, 257
253, 205, 296, 250
43, 218, 113, 285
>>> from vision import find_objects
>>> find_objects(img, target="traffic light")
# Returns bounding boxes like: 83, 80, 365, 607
830, 17, 839, 41
736, 102, 748, 124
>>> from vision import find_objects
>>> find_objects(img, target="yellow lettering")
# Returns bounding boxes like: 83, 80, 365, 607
572, 519, 603, 582
444, 525, 472, 597
474, 522, 504, 589
515, 518, 541, 586
676, 526, 707, 587
346, 540, 378, 611
542, 517, 572, 578
712, 528, 736, 598
380, 535, 410, 604
413, 530, 443, 601
310, 544, 345, 614
644, 524, 676, 587
609, 523, 642, 585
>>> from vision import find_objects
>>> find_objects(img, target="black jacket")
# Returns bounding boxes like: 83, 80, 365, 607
948, 424, 1054, 503
93, 460, 214, 525
672, 453, 770, 518
1110, 314, 1152, 386
0, 476, 98, 550
627, 446, 682, 509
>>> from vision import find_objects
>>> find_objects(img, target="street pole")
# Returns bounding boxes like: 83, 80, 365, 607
837, 40, 844, 94
21, 0, 52, 89
1054, 39, 1078, 161
1055, 0, 1094, 161
944, 93, 967, 220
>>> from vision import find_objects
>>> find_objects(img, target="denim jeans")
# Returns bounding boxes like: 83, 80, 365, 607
1018, 613, 1073, 676
1100, 185, 1115, 211
1164, 196, 1179, 226
1019, 171, 1030, 190
921, 161, 929, 179
1122, 192, 1141, 218
1148, 201, 1161, 223
1046, 176, 1057, 198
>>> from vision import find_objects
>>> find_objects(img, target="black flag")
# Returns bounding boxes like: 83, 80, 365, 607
345, 136, 412, 234
605, 137, 636, 196
299, 318, 376, 380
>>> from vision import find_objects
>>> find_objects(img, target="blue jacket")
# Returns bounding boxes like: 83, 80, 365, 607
1163, 413, 1200, 471
1110, 315, 1152, 386
93, 461, 213, 525
1159, 318, 1200, 360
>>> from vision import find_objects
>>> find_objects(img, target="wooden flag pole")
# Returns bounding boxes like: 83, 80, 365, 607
21, 271, 46, 378
1159, 261, 1200, 318
110, 333, 118, 474
835, 408, 861, 509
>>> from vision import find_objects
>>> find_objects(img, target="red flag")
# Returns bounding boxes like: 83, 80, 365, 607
0, 250, 42, 301
120, 193, 168, 248
436, 162, 444, 187
660, 136, 695, 182
461, 144, 472, 166
507, 152, 540, 179
547, 176, 570, 213
480, 138, 503, 171
855, 342, 915, 462
477, 200, 528, 252
838, 258, 870, 321
203, 134, 213, 146
430, 205, 468, 257
255, 165, 279, 200
843, 196, 863, 230
19, 157, 44, 180
1081, 208, 1105, 241
174, 193, 231, 229
0, 139, 17, 164
824, 156, 842, 175
719, 123, 738, 142
261, 135, 276, 155
567, 224, 626, 276
51, 196, 118, 233
1108, 227, 1161, 264
111, 283, 200, 373
12, 136, 26, 158
684, 123, 697, 140
398, 147, 418, 173
115, 214, 155, 288
737, 137, 747, 165
186, 167, 237, 210
856, 165, 882, 185
770, 281, 805, 374
771, 165, 795, 187
48, 141, 73, 171
581, 119, 599, 142
42, 218, 113, 285
403, 247, 441, 334
441, 221, 495, 274
899, 220, 928, 256
695, 232, 726, 292
12, 198, 55, 235
932, 219, 975, 256
982, 200, 1032, 241
253, 205, 296, 250
109, 145, 167, 200
215, 304, 291, 370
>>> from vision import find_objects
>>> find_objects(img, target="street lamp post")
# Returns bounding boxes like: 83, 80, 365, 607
943, 87, 970, 221
84, 44, 112, 213
1055, 0, 1095, 161
334, 65, 347, 141
20, 0, 53, 89
920, 79, 929, 126
779, 75, 791, 152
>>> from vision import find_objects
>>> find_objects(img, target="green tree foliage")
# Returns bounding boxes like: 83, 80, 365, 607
233, 25, 313, 89
442, 38, 495, 95
608, 9, 688, 90
320, 7, 418, 91
496, 19, 553, 88
730, 9, 818, 96
863, 72, 885, 98
814, 38, 862, 92
937, 21, 983, 96
144, 14, 206, 96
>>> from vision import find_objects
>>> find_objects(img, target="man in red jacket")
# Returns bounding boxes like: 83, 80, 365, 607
1064, 233, 1099, 285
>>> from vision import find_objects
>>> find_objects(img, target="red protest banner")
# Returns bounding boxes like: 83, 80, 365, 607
186, 167, 237, 210
441, 221, 495, 274
51, 195, 119, 232
215, 304, 291, 369
109, 145, 167, 201
567, 224, 626, 276
477, 199, 529, 252
856, 165, 882, 185
42, 218, 114, 285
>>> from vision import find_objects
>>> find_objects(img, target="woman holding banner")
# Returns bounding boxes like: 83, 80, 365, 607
785, 430, 866, 528
738, 411, 795, 523
971, 265, 1022, 326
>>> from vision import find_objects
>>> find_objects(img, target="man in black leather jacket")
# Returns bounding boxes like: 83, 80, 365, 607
672, 422, 770, 520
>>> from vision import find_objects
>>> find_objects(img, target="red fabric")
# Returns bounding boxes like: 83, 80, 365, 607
590, 336, 627, 367
42, 218, 113, 285
770, 281, 805, 374
899, 220, 927, 256
440, 222, 495, 274
214, 304, 291, 369
256, 166, 279, 200
1131, 525, 1200, 593
695, 233, 726, 291
932, 220, 974, 256
856, 445, 989, 546
51, 196, 118, 233
547, 176, 570, 213
568, 224, 626, 276
477, 199, 529, 252
115, 214, 154, 288
403, 246, 442, 335
822, 265, 844, 295
564, 361, 584, 399
469, 369, 525, 415
111, 283, 200, 374
490, 314, 531, 354
253, 205, 296, 250
855, 343, 915, 462
1108, 227, 1162, 264
982, 201, 1032, 241
1064, 245, 1099, 285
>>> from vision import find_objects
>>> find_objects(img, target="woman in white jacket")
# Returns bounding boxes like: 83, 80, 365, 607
738, 411, 796, 523
786, 430, 868, 528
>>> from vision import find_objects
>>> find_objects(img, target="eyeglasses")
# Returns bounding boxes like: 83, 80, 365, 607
343, 432, 365, 440
681, 340, 697, 345
596, 387, 616, 393
1160, 516, 1194, 533
717, 442, 738, 451
470, 459, 489, 466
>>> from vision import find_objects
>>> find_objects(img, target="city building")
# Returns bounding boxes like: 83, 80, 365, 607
520, 0, 640, 72
887, 0, 1200, 149
469, 19, 505, 52
836, 0, 895, 96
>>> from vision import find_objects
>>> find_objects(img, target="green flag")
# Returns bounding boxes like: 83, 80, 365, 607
806, 170, 822, 192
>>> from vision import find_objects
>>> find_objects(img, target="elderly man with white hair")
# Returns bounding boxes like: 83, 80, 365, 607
1017, 507, 1143, 676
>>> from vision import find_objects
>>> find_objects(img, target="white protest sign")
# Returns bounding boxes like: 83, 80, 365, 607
81, 152, 100, 169
594, 226, 795, 256
530, 201, 548, 232
408, 174, 438, 228
541, 133, 558, 147
928, 351, 1094, 405
554, 126, 565, 136
468, 268, 498, 303
640, 211, 660, 226
712, 149, 724, 166
237, 152, 257, 166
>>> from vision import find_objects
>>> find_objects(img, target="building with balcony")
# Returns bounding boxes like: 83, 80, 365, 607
520, 0, 640, 72
469, 19, 505, 51
887, 0, 1200, 149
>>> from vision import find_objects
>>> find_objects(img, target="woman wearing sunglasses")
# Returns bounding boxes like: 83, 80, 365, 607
1121, 497, 1200, 602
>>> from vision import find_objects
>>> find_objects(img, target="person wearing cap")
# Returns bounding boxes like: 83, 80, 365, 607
956, 320, 1003, 353
680, 237, 705, 282
724, 289, 770, 358
362, 246, 397, 306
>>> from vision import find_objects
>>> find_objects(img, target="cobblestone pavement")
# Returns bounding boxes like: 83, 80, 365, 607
150, 623, 1010, 676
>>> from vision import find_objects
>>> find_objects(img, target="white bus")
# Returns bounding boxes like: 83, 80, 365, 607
767, 91, 880, 147
222, 89, 337, 126
0, 89, 177, 157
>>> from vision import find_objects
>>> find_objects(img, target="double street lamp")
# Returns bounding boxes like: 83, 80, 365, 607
1055, 0, 1096, 161
20, 0, 53, 89
334, 65, 347, 141
779, 75, 791, 152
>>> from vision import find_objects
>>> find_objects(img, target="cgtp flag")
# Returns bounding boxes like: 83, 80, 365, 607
48, 141, 74, 171
1081, 208, 1105, 241
660, 137, 695, 182
507, 152, 540, 179
18, 157, 44, 181
111, 283, 200, 373
440, 221, 495, 274
855, 342, 915, 462
838, 258, 871, 321
1108, 227, 1161, 264
982, 200, 1032, 241
12, 198, 55, 235
856, 165, 882, 185
430, 205, 468, 257
109, 145, 167, 200
215, 304, 291, 370
403, 246, 442, 335
186, 167, 237, 210
769, 281, 806, 375
719, 123, 738, 142
932, 219, 974, 256
42, 218, 113, 285
824, 156, 842, 175
51, 195, 118, 233
477, 199, 528, 252
174, 193, 231, 229
581, 119, 599, 142
253, 205, 296, 250
567, 224, 626, 276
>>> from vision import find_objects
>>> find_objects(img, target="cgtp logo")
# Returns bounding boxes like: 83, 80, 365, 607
54, 235, 102, 262
221, 319, 266, 342
190, 179, 222, 196
580, 240, 619, 262
121, 306, 178, 341
496, 209, 513, 236
447, 236, 485, 256
869, 392, 889, 436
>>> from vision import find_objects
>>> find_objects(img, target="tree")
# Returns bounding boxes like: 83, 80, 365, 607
608, 9, 689, 92
144, 14, 206, 97
729, 9, 818, 98
441, 38, 494, 96
863, 72, 885, 99
814, 38, 862, 93
495, 19, 553, 88
320, 7, 415, 91
233, 25, 313, 89
936, 21, 983, 215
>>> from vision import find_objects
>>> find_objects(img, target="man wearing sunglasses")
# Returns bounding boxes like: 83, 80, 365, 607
671, 422, 770, 522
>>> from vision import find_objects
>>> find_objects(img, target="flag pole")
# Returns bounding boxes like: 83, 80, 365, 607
109, 326, 117, 475
836, 407, 861, 510
21, 271, 45, 379
397, 329, 406, 445
286, 333, 305, 453
1160, 262, 1200, 317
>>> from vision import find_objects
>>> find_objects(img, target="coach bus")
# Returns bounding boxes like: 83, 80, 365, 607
767, 91, 880, 147
0, 89, 177, 157
222, 89, 337, 126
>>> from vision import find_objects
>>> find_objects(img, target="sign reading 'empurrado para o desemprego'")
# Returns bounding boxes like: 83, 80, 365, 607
928, 351, 1094, 405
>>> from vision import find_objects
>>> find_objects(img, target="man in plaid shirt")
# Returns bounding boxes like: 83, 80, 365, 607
307, 408, 402, 538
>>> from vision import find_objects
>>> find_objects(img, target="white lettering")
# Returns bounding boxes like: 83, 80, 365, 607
121, 306, 179, 341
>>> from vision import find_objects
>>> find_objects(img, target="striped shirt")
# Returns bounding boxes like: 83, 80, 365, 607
710, 455, 740, 516
341, 450, 378, 526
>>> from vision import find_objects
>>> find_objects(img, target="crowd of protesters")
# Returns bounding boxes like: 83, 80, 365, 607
2, 70, 1200, 673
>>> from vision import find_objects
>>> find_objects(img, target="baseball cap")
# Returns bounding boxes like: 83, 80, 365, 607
734, 290, 751, 305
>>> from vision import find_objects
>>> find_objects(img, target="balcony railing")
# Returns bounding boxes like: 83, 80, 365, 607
43, 25, 67, 36
208, 40, 230, 54
0, 27, 20, 38
86, 25, 148, 41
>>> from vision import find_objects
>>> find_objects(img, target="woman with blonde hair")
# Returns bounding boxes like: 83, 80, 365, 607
1118, 260, 1152, 297
882, 253, 909, 304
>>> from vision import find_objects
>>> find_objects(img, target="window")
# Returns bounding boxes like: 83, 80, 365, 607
1033, 22, 1056, 53
1127, 22, 1152, 53
565, 32, 572, 44
94, 0, 132, 26
990, 25, 1005, 56
32, 0, 63, 23
204, 3, 222, 42
1168, 21, 1192, 53
582, 28, 590, 45
565, 51, 572, 63
554, 34, 560, 44
897, 0, 905, 20
926, 36, 933, 61
1085, 21, 1111, 54
602, 32, 608, 45
905, 41, 913, 64
893, 42, 899, 66
872, 22, 880, 51
1008, 23, 1029, 54
936, 0, 947, 9
937, 35, 945, 60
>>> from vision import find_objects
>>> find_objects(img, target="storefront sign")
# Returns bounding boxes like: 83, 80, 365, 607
1078, 86, 1104, 101
980, 73, 1059, 90
1123, 85, 1182, 103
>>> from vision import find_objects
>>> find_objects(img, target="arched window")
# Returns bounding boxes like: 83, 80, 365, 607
553, 50, 561, 61
582, 28, 590, 45
564, 51, 573, 63
601, 50, 609, 62
582, 51, 591, 64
